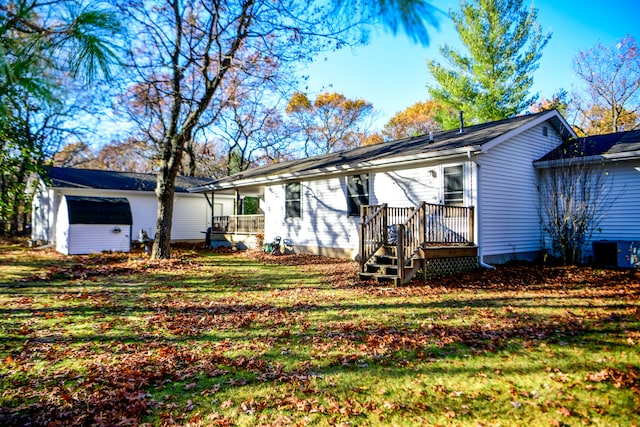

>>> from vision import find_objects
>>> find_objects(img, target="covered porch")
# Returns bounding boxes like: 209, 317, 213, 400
197, 184, 266, 249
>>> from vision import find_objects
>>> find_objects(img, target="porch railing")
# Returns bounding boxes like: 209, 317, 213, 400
212, 215, 264, 234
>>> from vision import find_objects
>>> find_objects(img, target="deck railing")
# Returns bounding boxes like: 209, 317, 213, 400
360, 202, 475, 275
359, 204, 388, 271
424, 203, 474, 244
212, 215, 264, 234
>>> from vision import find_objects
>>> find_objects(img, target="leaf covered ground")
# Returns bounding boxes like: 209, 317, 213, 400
0, 242, 639, 426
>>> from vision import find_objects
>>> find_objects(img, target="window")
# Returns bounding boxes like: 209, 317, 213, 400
285, 182, 301, 218
347, 174, 369, 216
444, 165, 464, 206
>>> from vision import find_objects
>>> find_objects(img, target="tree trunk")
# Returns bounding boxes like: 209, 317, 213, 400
151, 137, 183, 259
152, 179, 175, 258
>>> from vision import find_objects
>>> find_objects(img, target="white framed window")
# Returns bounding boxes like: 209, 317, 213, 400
444, 165, 464, 206
346, 174, 369, 216
285, 182, 301, 218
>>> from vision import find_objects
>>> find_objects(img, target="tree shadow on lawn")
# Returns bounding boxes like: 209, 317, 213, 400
1, 283, 638, 426
2, 309, 637, 426
1, 248, 639, 425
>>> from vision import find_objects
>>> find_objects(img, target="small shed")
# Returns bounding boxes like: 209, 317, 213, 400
56, 196, 133, 255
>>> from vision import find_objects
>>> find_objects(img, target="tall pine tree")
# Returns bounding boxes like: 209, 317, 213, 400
427, 0, 550, 126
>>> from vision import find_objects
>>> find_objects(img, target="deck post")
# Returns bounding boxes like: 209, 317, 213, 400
382, 203, 388, 244
358, 222, 365, 272
419, 201, 426, 244
396, 223, 405, 286
468, 206, 475, 244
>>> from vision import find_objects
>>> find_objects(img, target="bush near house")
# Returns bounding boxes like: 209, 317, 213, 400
0, 242, 638, 426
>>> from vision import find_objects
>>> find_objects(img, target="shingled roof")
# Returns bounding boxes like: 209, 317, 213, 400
43, 167, 211, 193
537, 129, 640, 163
191, 110, 574, 192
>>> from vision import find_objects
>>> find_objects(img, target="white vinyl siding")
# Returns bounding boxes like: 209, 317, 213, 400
72, 191, 210, 241
34, 186, 216, 251
477, 124, 564, 261
264, 178, 361, 253
172, 194, 212, 240
589, 161, 640, 243
55, 198, 70, 254
31, 186, 60, 244
372, 165, 447, 206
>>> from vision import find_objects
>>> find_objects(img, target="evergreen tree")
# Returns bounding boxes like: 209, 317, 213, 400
427, 0, 550, 125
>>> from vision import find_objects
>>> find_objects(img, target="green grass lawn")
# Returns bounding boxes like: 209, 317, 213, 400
0, 242, 638, 426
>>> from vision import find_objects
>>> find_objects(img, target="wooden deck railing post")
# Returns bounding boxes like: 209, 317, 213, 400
359, 222, 365, 272
382, 203, 388, 244
396, 223, 405, 285
468, 206, 475, 244
419, 201, 426, 245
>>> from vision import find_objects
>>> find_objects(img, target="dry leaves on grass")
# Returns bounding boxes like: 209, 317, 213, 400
3, 246, 640, 426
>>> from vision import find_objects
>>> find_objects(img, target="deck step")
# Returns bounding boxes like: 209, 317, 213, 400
373, 254, 397, 265
365, 263, 399, 275
358, 272, 399, 283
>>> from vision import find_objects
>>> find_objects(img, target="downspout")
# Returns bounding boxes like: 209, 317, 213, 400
471, 156, 494, 270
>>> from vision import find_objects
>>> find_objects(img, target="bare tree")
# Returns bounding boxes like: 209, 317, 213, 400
573, 35, 640, 134
538, 140, 612, 264
116, 0, 439, 259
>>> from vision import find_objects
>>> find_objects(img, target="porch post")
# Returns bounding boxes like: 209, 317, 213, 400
211, 191, 215, 230
234, 189, 239, 234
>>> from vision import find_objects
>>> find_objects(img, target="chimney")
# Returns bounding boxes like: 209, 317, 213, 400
459, 110, 464, 133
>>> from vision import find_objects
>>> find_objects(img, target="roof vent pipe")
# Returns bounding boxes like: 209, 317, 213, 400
459, 110, 464, 133
429, 131, 433, 142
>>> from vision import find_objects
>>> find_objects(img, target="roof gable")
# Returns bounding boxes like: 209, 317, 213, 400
44, 167, 211, 193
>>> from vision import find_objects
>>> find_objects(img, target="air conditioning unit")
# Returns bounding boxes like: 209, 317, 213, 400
593, 240, 640, 268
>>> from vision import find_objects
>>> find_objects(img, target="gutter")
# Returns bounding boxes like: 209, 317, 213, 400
602, 150, 640, 161
190, 146, 483, 193
534, 151, 640, 169
533, 155, 607, 169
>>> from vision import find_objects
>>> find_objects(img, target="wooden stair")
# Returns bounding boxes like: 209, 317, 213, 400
358, 245, 420, 285
359, 244, 478, 285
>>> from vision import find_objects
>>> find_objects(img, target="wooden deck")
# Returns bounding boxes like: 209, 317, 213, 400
359, 203, 478, 285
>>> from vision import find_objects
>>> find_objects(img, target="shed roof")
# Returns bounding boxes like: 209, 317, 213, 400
44, 167, 211, 193
537, 129, 640, 163
191, 110, 574, 192
65, 196, 132, 225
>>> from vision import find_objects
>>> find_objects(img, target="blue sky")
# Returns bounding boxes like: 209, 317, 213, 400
302, 0, 640, 130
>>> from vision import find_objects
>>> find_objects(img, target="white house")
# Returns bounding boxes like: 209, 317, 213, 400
30, 167, 234, 254
191, 110, 588, 282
